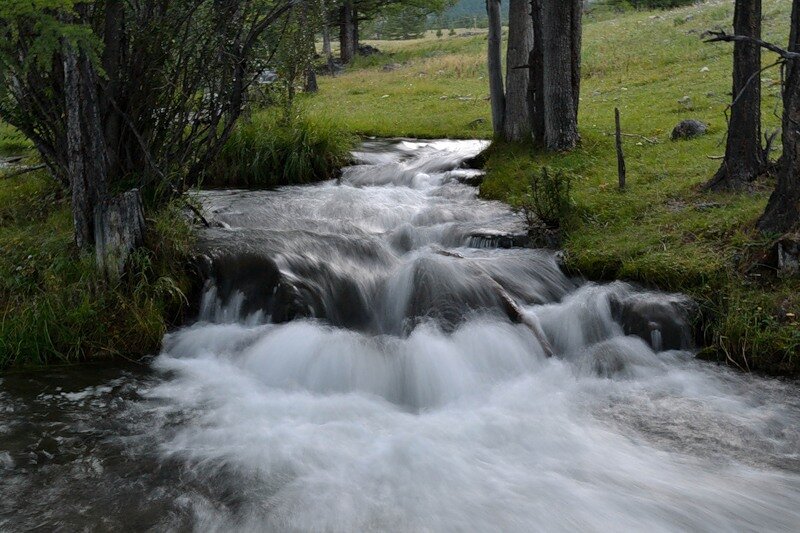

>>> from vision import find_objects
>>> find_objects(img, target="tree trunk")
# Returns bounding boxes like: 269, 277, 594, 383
540, 0, 580, 151
353, 11, 360, 52
339, 0, 355, 63
321, 0, 332, 57
707, 0, 763, 191
529, 0, 546, 145
503, 0, 534, 141
64, 45, 109, 252
94, 189, 145, 280
486, 0, 505, 136
758, 0, 800, 234
570, 0, 582, 121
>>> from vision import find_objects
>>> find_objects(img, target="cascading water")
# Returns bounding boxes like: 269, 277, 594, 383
2, 139, 800, 531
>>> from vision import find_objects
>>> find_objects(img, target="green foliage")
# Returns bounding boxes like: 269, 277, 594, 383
510, 167, 574, 230
0, 172, 194, 368
208, 106, 355, 188
372, 4, 433, 40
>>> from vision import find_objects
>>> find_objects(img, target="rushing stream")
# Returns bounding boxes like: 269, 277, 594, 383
3, 139, 800, 531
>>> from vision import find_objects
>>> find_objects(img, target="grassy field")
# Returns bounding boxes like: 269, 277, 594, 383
309, 0, 800, 374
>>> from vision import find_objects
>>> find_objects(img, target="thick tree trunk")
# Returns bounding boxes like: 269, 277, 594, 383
529, 0, 546, 145
486, 0, 505, 136
94, 189, 145, 280
540, 0, 580, 151
339, 0, 355, 63
64, 46, 109, 252
758, 0, 800, 234
504, 0, 534, 141
707, 0, 763, 191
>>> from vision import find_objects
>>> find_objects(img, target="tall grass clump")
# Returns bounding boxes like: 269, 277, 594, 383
208, 107, 355, 188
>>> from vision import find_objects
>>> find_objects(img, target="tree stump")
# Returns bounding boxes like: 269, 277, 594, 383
94, 189, 145, 280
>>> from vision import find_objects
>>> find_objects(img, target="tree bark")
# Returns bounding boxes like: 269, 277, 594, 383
340, 0, 355, 63
540, 0, 581, 151
758, 0, 800, 234
707, 0, 763, 191
339, 0, 356, 63
529, 0, 546, 146
504, 0, 534, 141
486, 0, 505, 136
322, 1, 332, 58
64, 45, 109, 252
94, 189, 145, 280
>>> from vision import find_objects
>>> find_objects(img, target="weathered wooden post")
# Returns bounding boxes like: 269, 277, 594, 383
615, 107, 626, 190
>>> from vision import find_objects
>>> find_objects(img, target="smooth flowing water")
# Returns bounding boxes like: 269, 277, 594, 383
2, 140, 800, 531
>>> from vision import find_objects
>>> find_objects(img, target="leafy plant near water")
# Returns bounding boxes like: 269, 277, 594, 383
511, 167, 575, 230
207, 107, 355, 188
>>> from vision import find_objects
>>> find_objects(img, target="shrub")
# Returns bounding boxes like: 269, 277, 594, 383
207, 107, 356, 188
511, 167, 574, 230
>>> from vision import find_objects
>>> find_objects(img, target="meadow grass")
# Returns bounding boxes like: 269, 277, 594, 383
311, 0, 800, 374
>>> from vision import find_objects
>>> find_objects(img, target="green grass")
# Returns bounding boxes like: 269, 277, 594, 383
310, 0, 800, 375
0, 170, 194, 368
207, 106, 356, 188
0, 121, 33, 154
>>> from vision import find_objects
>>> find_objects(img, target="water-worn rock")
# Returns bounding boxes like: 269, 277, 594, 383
671, 119, 708, 140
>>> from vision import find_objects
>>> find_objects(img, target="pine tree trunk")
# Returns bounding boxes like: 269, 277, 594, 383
340, 0, 355, 63
540, 0, 580, 151
64, 45, 109, 252
758, 0, 800, 234
504, 0, 534, 141
486, 0, 505, 136
529, 0, 546, 146
707, 0, 763, 191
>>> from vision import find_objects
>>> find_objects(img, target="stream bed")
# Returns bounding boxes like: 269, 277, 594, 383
2, 139, 800, 531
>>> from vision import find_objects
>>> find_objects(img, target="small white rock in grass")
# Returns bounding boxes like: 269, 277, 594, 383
700, 66, 710, 73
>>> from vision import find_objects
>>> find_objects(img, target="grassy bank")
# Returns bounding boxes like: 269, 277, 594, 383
311, 0, 800, 374
207, 107, 356, 188
0, 169, 194, 368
